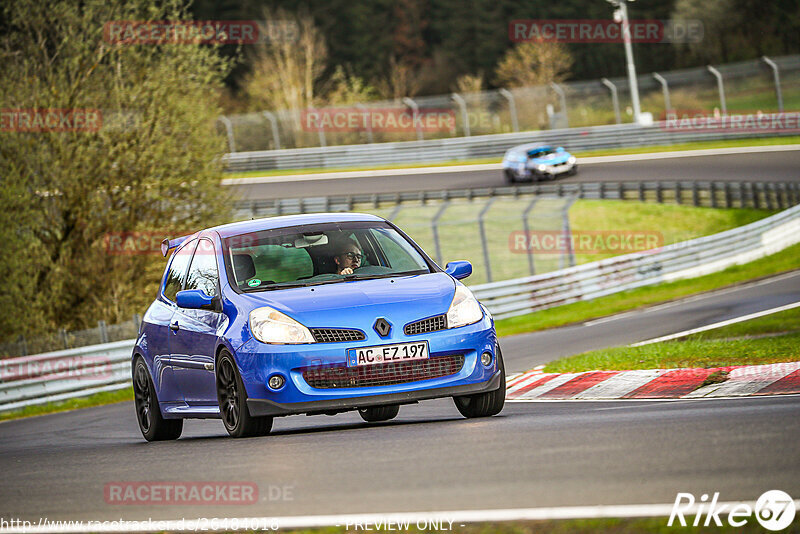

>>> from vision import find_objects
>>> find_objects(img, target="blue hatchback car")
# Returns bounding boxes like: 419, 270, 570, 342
132, 213, 505, 440
502, 144, 577, 183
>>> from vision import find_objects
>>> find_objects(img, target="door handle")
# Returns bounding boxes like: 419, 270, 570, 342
169, 322, 180, 332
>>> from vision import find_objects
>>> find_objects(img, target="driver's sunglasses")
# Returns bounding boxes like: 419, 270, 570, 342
343, 252, 363, 261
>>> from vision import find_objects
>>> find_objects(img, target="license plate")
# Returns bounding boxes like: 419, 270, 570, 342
347, 341, 429, 367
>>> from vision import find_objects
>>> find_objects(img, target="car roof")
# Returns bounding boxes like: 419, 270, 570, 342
513, 143, 552, 152
207, 212, 386, 238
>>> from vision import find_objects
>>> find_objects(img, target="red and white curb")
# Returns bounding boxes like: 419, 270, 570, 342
505, 362, 800, 400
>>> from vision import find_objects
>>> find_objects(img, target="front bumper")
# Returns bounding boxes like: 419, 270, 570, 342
247, 369, 502, 416
503, 159, 575, 179
235, 313, 498, 416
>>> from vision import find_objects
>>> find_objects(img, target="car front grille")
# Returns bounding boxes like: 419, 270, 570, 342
301, 354, 465, 389
404, 314, 447, 335
310, 328, 366, 343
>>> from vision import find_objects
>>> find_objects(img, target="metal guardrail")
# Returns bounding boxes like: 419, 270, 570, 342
471, 203, 800, 319
2, 202, 799, 412
0, 340, 133, 412
223, 116, 798, 172
235, 180, 800, 218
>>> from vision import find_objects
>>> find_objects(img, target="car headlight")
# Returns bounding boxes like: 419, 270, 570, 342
568, 156, 576, 164
249, 306, 315, 344
446, 285, 483, 329
537, 164, 547, 172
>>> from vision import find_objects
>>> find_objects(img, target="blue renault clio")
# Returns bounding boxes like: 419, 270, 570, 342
132, 213, 504, 440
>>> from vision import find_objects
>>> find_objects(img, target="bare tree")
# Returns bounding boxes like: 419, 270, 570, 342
494, 40, 573, 88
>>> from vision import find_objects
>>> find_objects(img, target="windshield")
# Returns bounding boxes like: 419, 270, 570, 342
223, 221, 431, 292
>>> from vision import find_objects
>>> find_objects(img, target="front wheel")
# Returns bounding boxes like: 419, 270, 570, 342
133, 357, 183, 441
503, 170, 517, 184
217, 352, 273, 438
453, 347, 505, 418
359, 404, 400, 422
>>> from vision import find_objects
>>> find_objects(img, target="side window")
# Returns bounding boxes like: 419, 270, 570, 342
372, 229, 421, 272
185, 239, 219, 297
162, 240, 197, 302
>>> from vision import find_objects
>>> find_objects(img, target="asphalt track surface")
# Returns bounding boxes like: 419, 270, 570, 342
1, 271, 798, 523
229, 149, 800, 200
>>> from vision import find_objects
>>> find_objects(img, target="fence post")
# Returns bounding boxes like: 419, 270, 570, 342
522, 197, 540, 276
692, 181, 699, 206
218, 116, 236, 153
675, 182, 682, 204
403, 97, 423, 141
707, 65, 727, 115
753, 183, 761, 210
656, 182, 663, 204
561, 196, 578, 268
652, 72, 671, 113
98, 320, 109, 344
550, 82, 568, 128
477, 198, 495, 282
60, 329, 69, 349
499, 88, 519, 132
451, 93, 470, 137
724, 182, 732, 208
601, 78, 621, 124
18, 334, 27, 357
355, 104, 374, 143
431, 201, 450, 265
710, 182, 718, 208
638, 181, 645, 202
761, 56, 784, 112
317, 119, 327, 147
262, 111, 281, 150
388, 203, 404, 222
133, 314, 142, 332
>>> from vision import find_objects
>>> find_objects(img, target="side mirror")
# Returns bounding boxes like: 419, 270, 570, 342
556, 146, 565, 152
445, 261, 472, 280
176, 289, 216, 310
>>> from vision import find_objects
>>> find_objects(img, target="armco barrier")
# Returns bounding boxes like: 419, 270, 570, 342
471, 203, 800, 319
1, 204, 799, 412
223, 116, 797, 172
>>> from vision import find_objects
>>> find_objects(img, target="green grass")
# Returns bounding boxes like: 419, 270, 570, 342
224, 136, 800, 179
682, 306, 800, 340
0, 387, 132, 422
356, 199, 772, 285
543, 332, 800, 374
495, 242, 800, 338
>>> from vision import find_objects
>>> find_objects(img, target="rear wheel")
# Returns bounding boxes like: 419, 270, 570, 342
217, 352, 273, 438
133, 357, 183, 441
359, 404, 400, 422
453, 346, 506, 418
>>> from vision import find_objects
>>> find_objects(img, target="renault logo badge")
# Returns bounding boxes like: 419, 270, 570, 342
373, 318, 391, 337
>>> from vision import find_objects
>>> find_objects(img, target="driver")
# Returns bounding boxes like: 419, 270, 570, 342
334, 238, 362, 275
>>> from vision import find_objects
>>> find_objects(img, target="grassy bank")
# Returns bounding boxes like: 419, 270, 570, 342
495, 242, 800, 337
0, 387, 133, 423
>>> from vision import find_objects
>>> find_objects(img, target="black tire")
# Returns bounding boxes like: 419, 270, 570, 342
453, 346, 506, 418
133, 357, 183, 442
568, 165, 578, 176
216, 351, 273, 438
358, 404, 400, 422
503, 170, 517, 184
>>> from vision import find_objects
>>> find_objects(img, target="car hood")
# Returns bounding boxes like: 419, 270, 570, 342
238, 272, 457, 330
530, 152, 570, 165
